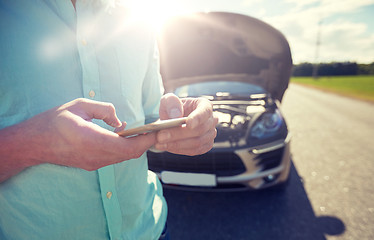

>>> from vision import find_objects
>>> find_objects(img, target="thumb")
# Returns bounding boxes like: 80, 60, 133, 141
114, 121, 127, 133
159, 93, 184, 120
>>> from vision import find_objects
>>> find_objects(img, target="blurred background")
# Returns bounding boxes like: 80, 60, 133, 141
131, 0, 374, 64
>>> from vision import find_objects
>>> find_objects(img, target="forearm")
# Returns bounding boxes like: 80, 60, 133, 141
0, 120, 42, 182
0, 98, 160, 182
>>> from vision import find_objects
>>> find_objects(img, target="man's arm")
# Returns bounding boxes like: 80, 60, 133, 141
0, 98, 157, 183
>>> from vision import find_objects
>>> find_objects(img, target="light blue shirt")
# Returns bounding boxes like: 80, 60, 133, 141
0, 1, 167, 239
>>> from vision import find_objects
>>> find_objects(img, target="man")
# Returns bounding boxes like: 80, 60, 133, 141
0, 1, 217, 239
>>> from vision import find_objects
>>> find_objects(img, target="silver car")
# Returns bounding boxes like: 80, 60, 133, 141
148, 12, 293, 191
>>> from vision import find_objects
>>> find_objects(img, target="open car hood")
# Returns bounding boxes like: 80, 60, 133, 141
157, 12, 293, 101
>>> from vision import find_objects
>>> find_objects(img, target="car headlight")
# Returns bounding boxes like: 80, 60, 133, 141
250, 110, 283, 139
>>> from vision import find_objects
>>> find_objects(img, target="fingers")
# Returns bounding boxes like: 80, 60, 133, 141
157, 115, 216, 143
155, 128, 217, 155
69, 98, 122, 128
182, 97, 214, 130
159, 93, 184, 120
46, 98, 159, 171
154, 113, 217, 155
114, 121, 127, 133
69, 98, 157, 157
155, 96, 217, 155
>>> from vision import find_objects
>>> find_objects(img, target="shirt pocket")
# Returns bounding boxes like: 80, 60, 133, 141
115, 41, 150, 106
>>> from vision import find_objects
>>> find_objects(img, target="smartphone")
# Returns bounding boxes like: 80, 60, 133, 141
117, 117, 188, 137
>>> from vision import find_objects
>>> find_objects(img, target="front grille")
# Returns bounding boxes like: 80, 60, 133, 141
147, 151, 246, 177
254, 147, 284, 171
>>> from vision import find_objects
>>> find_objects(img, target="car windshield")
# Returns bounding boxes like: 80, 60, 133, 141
174, 81, 266, 97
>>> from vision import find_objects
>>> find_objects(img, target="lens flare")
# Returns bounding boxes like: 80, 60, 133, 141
125, 0, 190, 31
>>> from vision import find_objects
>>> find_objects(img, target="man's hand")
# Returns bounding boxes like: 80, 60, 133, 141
155, 93, 218, 156
0, 98, 156, 182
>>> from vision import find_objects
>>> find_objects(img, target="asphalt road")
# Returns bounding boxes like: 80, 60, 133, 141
163, 83, 374, 240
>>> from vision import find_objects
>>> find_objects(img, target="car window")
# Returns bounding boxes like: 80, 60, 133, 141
174, 81, 266, 97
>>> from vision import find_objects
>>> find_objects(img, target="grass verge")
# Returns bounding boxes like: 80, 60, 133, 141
290, 75, 374, 102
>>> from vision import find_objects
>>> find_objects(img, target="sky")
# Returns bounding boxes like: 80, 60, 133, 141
134, 0, 374, 64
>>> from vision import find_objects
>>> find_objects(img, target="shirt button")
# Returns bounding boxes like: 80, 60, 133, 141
81, 39, 87, 46
106, 192, 113, 199
88, 90, 95, 98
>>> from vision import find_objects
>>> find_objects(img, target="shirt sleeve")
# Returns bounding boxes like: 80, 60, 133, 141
142, 38, 164, 124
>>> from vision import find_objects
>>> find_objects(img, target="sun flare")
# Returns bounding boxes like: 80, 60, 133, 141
125, 0, 190, 31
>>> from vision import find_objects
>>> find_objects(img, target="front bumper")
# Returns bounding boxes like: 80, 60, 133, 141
148, 133, 291, 191
217, 133, 291, 190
